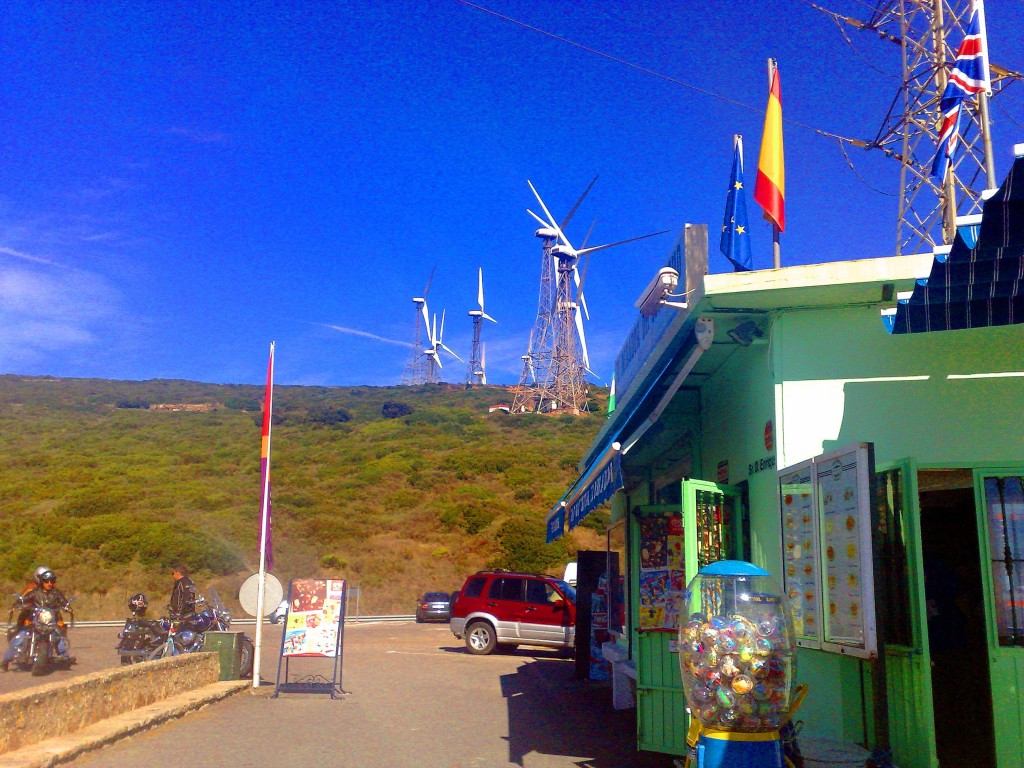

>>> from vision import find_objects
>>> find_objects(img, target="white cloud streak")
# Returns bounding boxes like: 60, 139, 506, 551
318, 323, 415, 349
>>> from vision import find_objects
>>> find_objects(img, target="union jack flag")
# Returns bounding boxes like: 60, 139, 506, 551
931, 0, 990, 179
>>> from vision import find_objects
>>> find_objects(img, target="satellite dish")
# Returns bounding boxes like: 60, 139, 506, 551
238, 572, 284, 618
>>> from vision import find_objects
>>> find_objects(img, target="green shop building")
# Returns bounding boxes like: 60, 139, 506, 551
549, 148, 1024, 767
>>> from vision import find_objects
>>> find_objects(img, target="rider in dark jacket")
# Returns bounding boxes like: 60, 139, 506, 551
2, 567, 71, 670
170, 564, 198, 618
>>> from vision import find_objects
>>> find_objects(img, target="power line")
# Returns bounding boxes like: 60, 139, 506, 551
456, 0, 861, 146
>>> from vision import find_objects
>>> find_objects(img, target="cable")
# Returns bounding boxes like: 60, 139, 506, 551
836, 139, 899, 196
456, 0, 862, 145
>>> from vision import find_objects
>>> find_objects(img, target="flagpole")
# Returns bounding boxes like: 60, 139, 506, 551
975, 0, 997, 189
253, 341, 275, 688
767, 59, 781, 270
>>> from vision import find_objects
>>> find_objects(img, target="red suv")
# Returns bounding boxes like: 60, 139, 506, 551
449, 570, 576, 655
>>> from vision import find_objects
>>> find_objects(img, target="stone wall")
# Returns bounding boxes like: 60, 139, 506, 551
0, 653, 219, 753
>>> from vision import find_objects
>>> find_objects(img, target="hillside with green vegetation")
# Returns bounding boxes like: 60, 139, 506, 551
0, 375, 608, 618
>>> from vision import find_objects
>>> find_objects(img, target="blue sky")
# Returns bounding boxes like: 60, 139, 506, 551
2, 0, 1022, 387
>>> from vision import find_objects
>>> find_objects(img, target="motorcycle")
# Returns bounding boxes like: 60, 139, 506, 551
116, 589, 254, 677
5, 593, 76, 676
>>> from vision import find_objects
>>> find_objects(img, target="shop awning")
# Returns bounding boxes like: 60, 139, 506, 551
545, 319, 715, 542
883, 152, 1024, 334
545, 443, 622, 543
567, 449, 623, 530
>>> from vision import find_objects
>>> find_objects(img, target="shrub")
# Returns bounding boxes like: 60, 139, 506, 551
381, 402, 413, 419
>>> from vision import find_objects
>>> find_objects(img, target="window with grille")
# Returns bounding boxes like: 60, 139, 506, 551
983, 475, 1024, 646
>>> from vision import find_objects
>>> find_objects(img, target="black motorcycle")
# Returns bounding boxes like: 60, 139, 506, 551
5, 593, 75, 676
116, 589, 254, 677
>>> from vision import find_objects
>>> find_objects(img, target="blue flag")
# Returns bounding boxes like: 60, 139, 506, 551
720, 135, 753, 272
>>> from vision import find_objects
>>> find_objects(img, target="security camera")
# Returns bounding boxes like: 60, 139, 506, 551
635, 267, 680, 317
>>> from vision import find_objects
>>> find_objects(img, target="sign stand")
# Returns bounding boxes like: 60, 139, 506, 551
273, 578, 347, 699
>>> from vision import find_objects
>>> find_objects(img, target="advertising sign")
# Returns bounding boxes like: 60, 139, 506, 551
779, 460, 821, 648
282, 578, 346, 657
637, 515, 686, 632
777, 443, 877, 659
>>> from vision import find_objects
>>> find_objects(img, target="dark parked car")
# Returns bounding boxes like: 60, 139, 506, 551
415, 592, 451, 623
449, 570, 576, 655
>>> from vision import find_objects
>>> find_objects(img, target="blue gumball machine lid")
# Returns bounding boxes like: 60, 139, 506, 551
698, 560, 771, 577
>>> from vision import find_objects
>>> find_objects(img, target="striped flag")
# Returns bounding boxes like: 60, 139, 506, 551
721, 135, 754, 271
931, 0, 990, 179
258, 342, 275, 570
754, 61, 785, 233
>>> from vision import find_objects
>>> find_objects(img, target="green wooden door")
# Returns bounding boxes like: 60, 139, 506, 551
975, 471, 1024, 768
631, 504, 688, 756
876, 461, 937, 768
632, 484, 741, 756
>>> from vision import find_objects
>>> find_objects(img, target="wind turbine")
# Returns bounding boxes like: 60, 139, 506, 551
424, 309, 462, 383
467, 267, 497, 387
402, 268, 435, 385
512, 178, 668, 414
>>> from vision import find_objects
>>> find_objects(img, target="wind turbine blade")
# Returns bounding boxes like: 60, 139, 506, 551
526, 209, 551, 229
439, 309, 446, 343
580, 217, 598, 250
574, 308, 590, 371
573, 264, 590, 321
431, 314, 438, 346
422, 302, 432, 341
440, 343, 463, 363
423, 266, 436, 299
527, 180, 574, 250
576, 229, 670, 257
477, 268, 484, 311
482, 312, 497, 323
560, 175, 598, 233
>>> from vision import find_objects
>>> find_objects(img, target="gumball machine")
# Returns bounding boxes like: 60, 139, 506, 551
678, 560, 802, 768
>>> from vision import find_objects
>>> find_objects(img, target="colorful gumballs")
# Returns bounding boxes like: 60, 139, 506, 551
757, 618, 778, 637
731, 617, 753, 639
719, 708, 740, 726
731, 674, 754, 695
738, 643, 755, 663
711, 615, 728, 630
751, 682, 769, 700
720, 655, 740, 679
692, 683, 713, 703
748, 656, 769, 677
716, 687, 737, 709
717, 634, 738, 653
705, 669, 722, 687
755, 637, 773, 656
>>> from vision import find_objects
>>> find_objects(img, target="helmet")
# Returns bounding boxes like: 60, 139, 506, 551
129, 593, 148, 613
34, 566, 56, 586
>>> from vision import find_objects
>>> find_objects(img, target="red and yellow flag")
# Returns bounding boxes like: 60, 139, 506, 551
258, 342, 274, 570
754, 62, 785, 232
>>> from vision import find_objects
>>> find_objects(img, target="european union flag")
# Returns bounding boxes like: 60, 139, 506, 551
720, 135, 753, 272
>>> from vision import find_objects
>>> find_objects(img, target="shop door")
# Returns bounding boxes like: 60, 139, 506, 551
875, 462, 937, 768
975, 471, 1024, 768
633, 483, 741, 756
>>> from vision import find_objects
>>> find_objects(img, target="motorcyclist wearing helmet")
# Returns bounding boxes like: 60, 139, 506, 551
169, 564, 198, 619
2, 567, 71, 671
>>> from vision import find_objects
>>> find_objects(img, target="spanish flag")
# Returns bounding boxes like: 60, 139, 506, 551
754, 61, 785, 232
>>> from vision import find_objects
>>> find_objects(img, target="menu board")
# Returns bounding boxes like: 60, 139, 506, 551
637, 515, 686, 631
777, 443, 877, 659
817, 445, 876, 656
283, 578, 346, 657
779, 460, 821, 648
